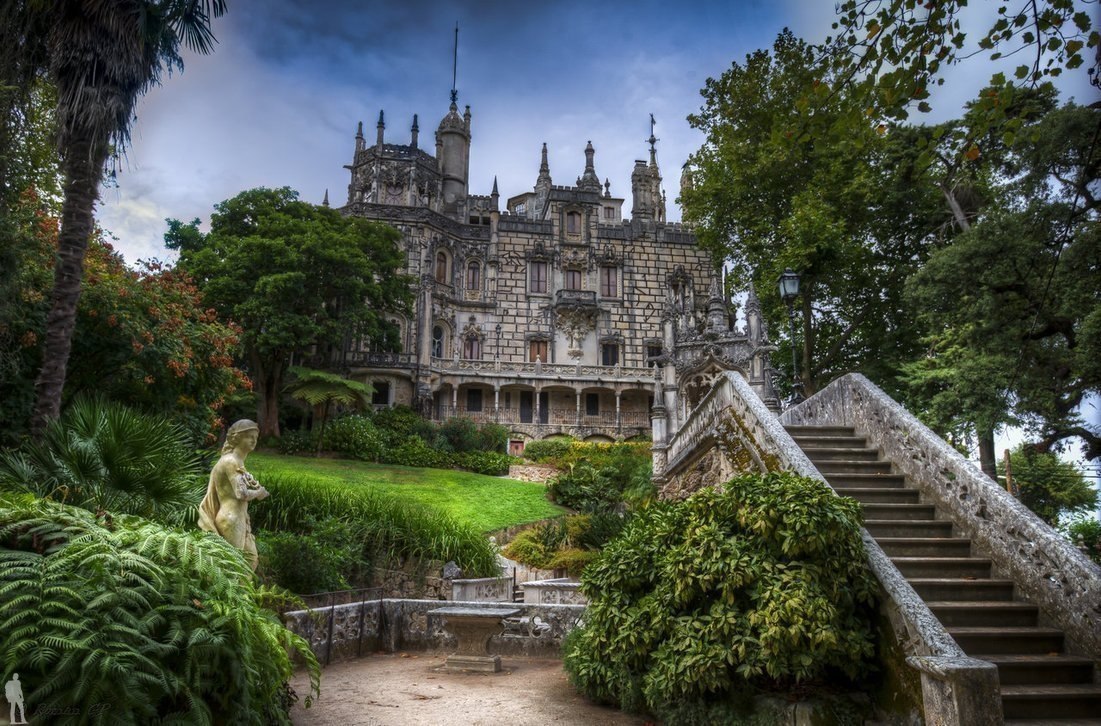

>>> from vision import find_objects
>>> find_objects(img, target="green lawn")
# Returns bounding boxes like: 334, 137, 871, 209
249, 452, 565, 533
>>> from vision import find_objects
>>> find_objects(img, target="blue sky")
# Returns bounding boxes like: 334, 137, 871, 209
97, 0, 1096, 264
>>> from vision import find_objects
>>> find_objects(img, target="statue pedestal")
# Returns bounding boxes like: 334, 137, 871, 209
431, 606, 520, 673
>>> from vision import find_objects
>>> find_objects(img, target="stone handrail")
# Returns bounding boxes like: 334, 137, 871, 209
663, 371, 1000, 725
782, 372, 1101, 658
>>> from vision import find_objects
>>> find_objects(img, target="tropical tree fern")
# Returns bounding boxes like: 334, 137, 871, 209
284, 365, 373, 454
0, 494, 319, 724
0, 397, 202, 526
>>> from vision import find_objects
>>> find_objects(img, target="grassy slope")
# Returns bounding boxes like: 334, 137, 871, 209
249, 452, 564, 533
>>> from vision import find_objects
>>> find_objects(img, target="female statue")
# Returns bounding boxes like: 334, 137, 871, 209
198, 419, 269, 569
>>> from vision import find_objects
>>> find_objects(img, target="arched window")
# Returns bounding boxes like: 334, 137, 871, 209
435, 251, 449, 283
466, 260, 480, 290
432, 325, 444, 358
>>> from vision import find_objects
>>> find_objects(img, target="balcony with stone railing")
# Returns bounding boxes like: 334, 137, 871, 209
553, 288, 598, 312
430, 357, 655, 382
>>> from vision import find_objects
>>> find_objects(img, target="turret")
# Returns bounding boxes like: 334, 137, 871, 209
631, 160, 652, 221
436, 98, 470, 218
376, 110, 385, 147
534, 142, 551, 218
410, 114, 419, 149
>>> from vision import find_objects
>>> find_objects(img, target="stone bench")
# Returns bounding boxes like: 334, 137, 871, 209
429, 606, 521, 672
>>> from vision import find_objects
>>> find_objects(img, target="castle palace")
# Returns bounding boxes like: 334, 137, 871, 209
332, 93, 778, 453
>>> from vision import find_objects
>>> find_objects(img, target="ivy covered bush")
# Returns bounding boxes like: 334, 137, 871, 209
0, 495, 318, 724
522, 437, 574, 463
563, 472, 877, 722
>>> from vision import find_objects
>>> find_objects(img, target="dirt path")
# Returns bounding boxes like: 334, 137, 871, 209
289, 653, 648, 726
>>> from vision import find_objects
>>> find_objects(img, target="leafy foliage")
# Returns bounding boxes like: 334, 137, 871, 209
0, 494, 318, 724
249, 472, 500, 577
1000, 445, 1097, 526
503, 513, 625, 576
0, 397, 203, 527
548, 443, 654, 513
1066, 517, 1101, 565
258, 516, 366, 594
563, 473, 877, 720
169, 187, 412, 437
521, 437, 575, 463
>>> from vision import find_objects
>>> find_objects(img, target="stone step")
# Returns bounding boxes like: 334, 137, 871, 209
784, 425, 856, 438
948, 626, 1064, 655
877, 538, 972, 557
813, 460, 894, 475
802, 447, 882, 462
985, 655, 1096, 685
821, 472, 908, 488
1000, 684, 1101, 720
890, 556, 992, 579
865, 520, 955, 538
925, 601, 1038, 627
908, 578, 1015, 601
834, 487, 921, 504
862, 503, 938, 521
787, 435, 868, 449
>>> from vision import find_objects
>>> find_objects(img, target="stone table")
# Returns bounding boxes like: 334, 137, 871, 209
430, 606, 521, 673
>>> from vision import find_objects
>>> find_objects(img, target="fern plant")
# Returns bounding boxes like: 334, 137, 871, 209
0, 397, 203, 526
0, 494, 319, 724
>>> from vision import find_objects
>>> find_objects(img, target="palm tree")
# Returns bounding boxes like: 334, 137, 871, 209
283, 366, 374, 454
3, 1, 228, 434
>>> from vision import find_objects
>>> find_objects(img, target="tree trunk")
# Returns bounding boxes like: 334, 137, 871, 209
801, 287, 816, 396
253, 352, 284, 438
978, 428, 998, 480
30, 131, 108, 434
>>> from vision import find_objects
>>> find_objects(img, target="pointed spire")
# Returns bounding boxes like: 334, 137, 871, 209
745, 281, 760, 314
579, 140, 601, 192
648, 113, 658, 166
322, 189, 330, 207
491, 176, 499, 196
450, 23, 460, 105
539, 142, 549, 174
376, 110, 385, 145
604, 178, 611, 198
354, 121, 365, 154
411, 114, 419, 148
355, 121, 364, 139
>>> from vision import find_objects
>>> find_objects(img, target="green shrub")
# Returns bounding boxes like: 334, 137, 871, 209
547, 547, 599, 577
385, 435, 448, 468
453, 450, 512, 476
322, 415, 385, 461
0, 495, 318, 724
563, 472, 877, 719
250, 472, 499, 576
372, 405, 436, 447
277, 429, 317, 456
259, 516, 367, 594
523, 437, 574, 463
1067, 517, 1101, 564
0, 397, 203, 527
502, 527, 556, 569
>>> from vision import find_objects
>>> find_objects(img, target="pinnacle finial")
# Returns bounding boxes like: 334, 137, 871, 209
378, 110, 385, 128
491, 176, 499, 196
322, 189, 330, 207
539, 142, 549, 174
355, 121, 363, 138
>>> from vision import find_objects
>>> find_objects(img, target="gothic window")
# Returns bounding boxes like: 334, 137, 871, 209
432, 326, 444, 358
566, 211, 582, 234
565, 269, 582, 290
435, 251, 449, 283
463, 336, 482, 360
530, 261, 548, 293
466, 388, 483, 412
529, 340, 548, 363
466, 260, 481, 290
600, 266, 618, 297
601, 343, 619, 367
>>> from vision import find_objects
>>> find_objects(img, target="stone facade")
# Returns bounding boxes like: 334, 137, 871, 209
328, 93, 778, 446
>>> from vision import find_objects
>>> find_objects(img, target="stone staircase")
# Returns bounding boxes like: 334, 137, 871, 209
786, 424, 1101, 724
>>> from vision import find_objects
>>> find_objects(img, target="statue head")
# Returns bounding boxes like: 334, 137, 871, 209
222, 419, 260, 454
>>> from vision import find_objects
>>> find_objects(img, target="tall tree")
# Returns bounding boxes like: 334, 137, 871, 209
170, 187, 411, 437
904, 98, 1100, 467
0, 1, 228, 434
681, 30, 940, 396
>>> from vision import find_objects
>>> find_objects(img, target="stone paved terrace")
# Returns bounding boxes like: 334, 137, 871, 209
289, 654, 645, 725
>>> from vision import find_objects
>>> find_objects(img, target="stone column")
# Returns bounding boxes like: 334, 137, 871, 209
576, 390, 582, 427
451, 386, 459, 416
494, 386, 500, 423
615, 390, 622, 431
